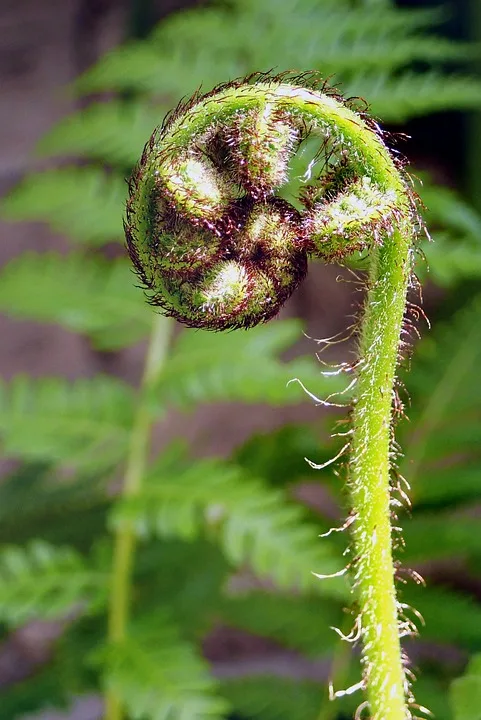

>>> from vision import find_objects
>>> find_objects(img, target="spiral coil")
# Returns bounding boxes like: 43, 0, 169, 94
126, 73, 413, 330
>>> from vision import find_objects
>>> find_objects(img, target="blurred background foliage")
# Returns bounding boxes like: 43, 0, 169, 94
1, 0, 481, 718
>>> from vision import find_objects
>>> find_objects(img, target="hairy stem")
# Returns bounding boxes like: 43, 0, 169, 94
124, 75, 418, 717
349, 225, 412, 719
105, 314, 171, 720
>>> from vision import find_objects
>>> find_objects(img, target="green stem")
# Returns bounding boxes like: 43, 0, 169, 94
105, 314, 172, 720
348, 226, 412, 719
124, 77, 417, 717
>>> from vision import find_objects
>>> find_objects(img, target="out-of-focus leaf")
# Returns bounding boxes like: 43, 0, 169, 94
0, 253, 151, 349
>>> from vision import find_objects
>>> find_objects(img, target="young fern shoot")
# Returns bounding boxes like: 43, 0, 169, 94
125, 73, 418, 719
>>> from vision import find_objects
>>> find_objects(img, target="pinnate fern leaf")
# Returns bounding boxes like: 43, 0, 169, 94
415, 180, 481, 285
420, 232, 481, 287
406, 585, 481, 650
219, 592, 341, 657
0, 253, 150, 349
101, 610, 228, 720
450, 654, 481, 720
219, 676, 322, 720
400, 295, 481, 505
403, 511, 481, 564
0, 662, 71, 719
0, 168, 125, 245
37, 101, 164, 166
0, 376, 134, 469
419, 181, 481, 239
156, 319, 340, 410
350, 72, 481, 123
112, 446, 345, 596
0, 463, 110, 547
0, 541, 105, 626
75, 40, 181, 94
75, 2, 467, 102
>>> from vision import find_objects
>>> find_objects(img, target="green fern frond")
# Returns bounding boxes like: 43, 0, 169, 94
136, 538, 229, 636
349, 72, 481, 123
156, 319, 341, 410
405, 585, 481, 650
0, 168, 125, 245
314, 38, 476, 78
77, 6, 242, 96
219, 676, 322, 720
450, 654, 481, 720
101, 610, 228, 720
0, 662, 70, 720
419, 182, 481, 239
0, 376, 134, 469
400, 295, 481, 506
112, 448, 345, 596
420, 233, 481, 287
74, 2, 476, 120
219, 591, 342, 657
414, 180, 481, 285
75, 40, 187, 95
0, 253, 150, 349
231, 1, 445, 37
0, 462, 114, 553
37, 102, 165, 166
0, 541, 105, 627
234, 424, 326, 489
413, 676, 452, 720
403, 511, 481, 564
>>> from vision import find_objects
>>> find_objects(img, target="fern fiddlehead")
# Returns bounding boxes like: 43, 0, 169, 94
125, 73, 418, 719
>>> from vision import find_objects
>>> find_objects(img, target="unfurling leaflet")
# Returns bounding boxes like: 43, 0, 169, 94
125, 73, 414, 330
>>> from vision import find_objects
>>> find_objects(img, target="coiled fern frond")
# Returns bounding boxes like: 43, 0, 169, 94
126, 73, 416, 332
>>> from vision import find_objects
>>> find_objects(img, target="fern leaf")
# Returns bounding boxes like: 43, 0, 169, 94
73, 3, 473, 123
112, 448, 345, 596
450, 654, 481, 720
0, 461, 112, 550
401, 295, 481, 506
412, 675, 452, 720
76, 9, 243, 96
0, 168, 125, 245
300, 32, 475, 76
156, 319, 342, 410
0, 376, 133, 469
234, 424, 331, 490
221, 672, 449, 720
419, 182, 481, 239
101, 610, 228, 720
75, 40, 175, 94
0, 541, 105, 626
0, 663, 70, 719
0, 253, 151, 349
403, 511, 481, 564
419, 233, 481, 287
405, 585, 481, 650
219, 591, 342, 657
37, 102, 164, 166
219, 676, 322, 720
137, 538, 230, 636
349, 72, 481, 123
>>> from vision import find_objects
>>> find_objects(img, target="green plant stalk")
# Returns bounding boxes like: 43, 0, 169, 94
125, 78, 416, 717
348, 225, 412, 719
105, 314, 171, 720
